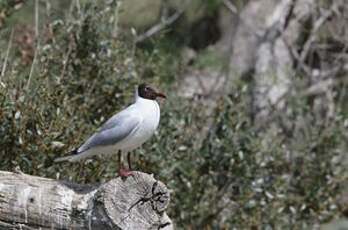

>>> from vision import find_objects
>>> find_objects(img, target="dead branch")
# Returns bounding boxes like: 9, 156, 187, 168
0, 171, 172, 230
135, 8, 185, 43
299, 3, 340, 64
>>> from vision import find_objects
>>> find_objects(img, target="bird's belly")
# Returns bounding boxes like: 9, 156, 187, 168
118, 119, 158, 152
115, 100, 160, 152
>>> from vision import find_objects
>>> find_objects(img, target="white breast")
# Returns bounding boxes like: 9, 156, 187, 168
119, 98, 160, 152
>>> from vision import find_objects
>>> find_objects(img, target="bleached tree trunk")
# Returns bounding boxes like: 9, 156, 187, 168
0, 171, 172, 230
230, 0, 315, 119
229, 0, 347, 122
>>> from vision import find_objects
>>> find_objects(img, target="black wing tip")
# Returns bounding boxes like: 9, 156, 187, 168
53, 148, 79, 163
70, 148, 79, 155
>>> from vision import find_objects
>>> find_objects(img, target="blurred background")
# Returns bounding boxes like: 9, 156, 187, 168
0, 0, 348, 228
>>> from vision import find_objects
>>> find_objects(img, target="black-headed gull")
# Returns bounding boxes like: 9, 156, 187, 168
55, 83, 166, 177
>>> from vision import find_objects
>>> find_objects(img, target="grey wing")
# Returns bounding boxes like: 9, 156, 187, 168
77, 111, 141, 153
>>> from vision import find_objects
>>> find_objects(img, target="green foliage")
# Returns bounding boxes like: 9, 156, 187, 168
193, 47, 224, 69
0, 1, 347, 229
150, 84, 347, 228
0, 1, 172, 181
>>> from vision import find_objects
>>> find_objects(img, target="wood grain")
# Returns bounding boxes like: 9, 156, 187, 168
0, 171, 172, 230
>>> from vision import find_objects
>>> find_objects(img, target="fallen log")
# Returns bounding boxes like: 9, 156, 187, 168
0, 171, 172, 230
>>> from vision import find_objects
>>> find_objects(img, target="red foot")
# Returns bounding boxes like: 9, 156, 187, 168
118, 168, 134, 179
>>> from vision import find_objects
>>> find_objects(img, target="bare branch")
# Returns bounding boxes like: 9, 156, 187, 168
0, 28, 14, 82
299, 3, 340, 64
0, 171, 172, 229
222, 0, 238, 14
136, 8, 185, 43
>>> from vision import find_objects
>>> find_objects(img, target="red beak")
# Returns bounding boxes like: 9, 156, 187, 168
156, 92, 166, 99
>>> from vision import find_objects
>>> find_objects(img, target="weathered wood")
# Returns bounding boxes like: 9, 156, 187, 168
0, 171, 172, 230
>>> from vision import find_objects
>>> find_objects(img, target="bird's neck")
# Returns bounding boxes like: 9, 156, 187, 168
135, 96, 158, 106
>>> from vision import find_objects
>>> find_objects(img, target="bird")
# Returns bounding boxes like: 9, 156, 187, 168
55, 83, 166, 177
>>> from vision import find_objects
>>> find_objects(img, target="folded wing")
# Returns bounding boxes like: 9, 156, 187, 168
77, 111, 141, 153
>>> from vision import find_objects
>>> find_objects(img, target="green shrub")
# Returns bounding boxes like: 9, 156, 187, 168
0, 1, 347, 229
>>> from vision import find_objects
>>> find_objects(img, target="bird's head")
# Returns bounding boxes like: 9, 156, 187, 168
137, 83, 166, 100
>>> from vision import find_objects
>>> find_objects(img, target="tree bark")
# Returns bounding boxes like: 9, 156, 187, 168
229, 0, 347, 122
0, 171, 172, 230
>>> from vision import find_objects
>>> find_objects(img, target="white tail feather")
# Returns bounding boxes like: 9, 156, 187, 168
54, 155, 74, 163
54, 148, 97, 163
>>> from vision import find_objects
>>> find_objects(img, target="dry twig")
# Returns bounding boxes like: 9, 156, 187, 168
0, 28, 14, 81
222, 0, 238, 14
136, 8, 185, 43
299, 3, 340, 64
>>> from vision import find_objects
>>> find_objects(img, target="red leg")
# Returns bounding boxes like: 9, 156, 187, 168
118, 151, 134, 179
118, 168, 134, 178
127, 152, 132, 170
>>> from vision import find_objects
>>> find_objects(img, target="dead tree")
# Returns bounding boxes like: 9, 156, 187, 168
0, 171, 172, 230
230, 0, 347, 123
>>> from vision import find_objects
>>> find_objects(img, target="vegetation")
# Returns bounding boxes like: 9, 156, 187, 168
0, 0, 347, 229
